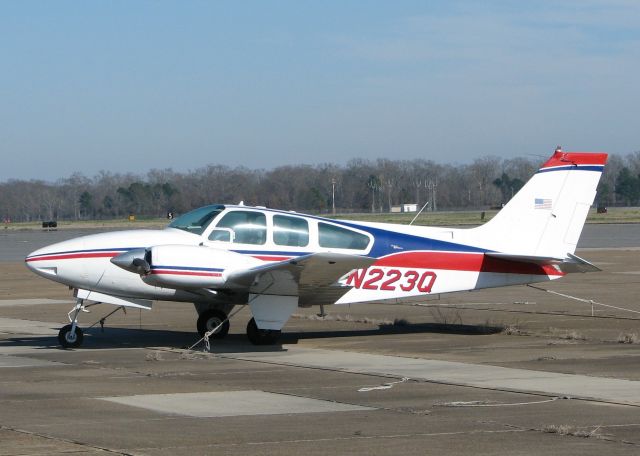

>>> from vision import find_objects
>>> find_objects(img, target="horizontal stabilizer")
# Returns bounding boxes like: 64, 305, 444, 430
485, 252, 599, 273
485, 252, 564, 264
559, 253, 601, 273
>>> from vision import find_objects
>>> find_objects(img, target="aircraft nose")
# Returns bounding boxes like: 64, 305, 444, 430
24, 237, 88, 278
110, 248, 151, 275
25, 244, 62, 277
24, 249, 38, 272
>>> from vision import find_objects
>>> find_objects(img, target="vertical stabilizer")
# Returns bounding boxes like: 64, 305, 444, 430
472, 149, 608, 257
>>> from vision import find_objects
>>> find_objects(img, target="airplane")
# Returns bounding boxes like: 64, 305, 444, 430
25, 148, 608, 348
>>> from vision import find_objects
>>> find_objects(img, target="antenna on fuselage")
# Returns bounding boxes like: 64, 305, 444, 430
409, 201, 430, 226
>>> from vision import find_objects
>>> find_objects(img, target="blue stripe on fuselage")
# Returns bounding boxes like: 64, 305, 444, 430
151, 265, 224, 272
335, 222, 488, 258
536, 165, 604, 174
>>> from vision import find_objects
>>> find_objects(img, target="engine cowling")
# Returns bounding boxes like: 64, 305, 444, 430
112, 244, 259, 289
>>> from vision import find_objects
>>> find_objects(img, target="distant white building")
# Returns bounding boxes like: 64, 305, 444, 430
391, 204, 418, 213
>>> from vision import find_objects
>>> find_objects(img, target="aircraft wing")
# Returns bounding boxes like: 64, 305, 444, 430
485, 252, 600, 273
225, 252, 376, 305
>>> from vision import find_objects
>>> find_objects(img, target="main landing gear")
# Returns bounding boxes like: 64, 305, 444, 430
196, 309, 230, 339
195, 307, 282, 346
246, 318, 281, 345
58, 301, 285, 348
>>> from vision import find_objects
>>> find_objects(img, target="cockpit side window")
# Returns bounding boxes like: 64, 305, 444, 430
273, 215, 309, 247
168, 205, 224, 235
212, 211, 267, 245
318, 222, 370, 250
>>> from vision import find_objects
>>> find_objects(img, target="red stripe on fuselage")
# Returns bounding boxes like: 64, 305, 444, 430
374, 251, 563, 276
252, 255, 294, 262
25, 252, 120, 262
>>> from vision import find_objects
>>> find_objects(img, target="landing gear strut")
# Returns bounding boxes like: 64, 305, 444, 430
196, 309, 230, 339
58, 298, 85, 348
246, 318, 281, 345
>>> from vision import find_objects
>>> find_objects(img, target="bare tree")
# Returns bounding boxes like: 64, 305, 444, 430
1, 151, 634, 222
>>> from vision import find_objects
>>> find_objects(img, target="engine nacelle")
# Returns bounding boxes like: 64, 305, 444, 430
141, 244, 259, 289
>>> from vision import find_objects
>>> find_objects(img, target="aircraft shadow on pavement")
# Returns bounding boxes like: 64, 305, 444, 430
0, 327, 203, 351
0, 322, 502, 352
283, 321, 503, 342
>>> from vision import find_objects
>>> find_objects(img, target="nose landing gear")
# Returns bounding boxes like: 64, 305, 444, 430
58, 298, 85, 348
58, 324, 83, 348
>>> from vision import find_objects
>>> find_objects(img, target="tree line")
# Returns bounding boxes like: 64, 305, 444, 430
2, 152, 639, 223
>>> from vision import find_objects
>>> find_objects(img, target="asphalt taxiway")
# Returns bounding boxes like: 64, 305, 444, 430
1, 225, 639, 455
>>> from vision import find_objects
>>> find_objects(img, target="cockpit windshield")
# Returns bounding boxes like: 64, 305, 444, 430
168, 205, 225, 235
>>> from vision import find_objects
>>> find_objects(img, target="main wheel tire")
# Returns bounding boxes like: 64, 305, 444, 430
58, 324, 83, 348
246, 318, 281, 345
196, 309, 230, 338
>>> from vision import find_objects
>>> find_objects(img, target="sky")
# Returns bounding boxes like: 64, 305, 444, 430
1, 0, 639, 181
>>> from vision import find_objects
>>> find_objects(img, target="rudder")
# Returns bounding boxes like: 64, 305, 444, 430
471, 148, 608, 258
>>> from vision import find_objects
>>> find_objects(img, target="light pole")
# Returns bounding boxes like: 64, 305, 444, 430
331, 178, 336, 215
426, 179, 438, 212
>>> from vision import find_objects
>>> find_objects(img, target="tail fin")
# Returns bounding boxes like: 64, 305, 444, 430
472, 148, 608, 258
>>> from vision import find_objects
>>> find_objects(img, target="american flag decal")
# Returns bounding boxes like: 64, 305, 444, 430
535, 198, 552, 209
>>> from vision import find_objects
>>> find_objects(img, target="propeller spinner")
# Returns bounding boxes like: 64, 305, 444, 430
110, 248, 151, 275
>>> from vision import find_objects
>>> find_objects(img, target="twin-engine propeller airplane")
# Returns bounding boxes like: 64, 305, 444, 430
26, 148, 608, 348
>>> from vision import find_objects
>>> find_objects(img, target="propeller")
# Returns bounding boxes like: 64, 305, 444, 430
110, 248, 151, 275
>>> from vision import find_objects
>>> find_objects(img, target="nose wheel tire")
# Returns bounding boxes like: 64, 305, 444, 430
196, 309, 230, 339
58, 324, 84, 348
246, 318, 281, 345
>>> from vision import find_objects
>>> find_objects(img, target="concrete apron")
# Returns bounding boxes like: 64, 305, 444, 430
219, 346, 640, 407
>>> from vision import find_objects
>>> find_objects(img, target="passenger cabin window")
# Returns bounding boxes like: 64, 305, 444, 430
318, 222, 369, 250
168, 205, 224, 235
210, 211, 267, 245
273, 215, 309, 247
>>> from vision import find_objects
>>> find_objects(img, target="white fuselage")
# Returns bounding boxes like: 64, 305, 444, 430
25, 205, 563, 308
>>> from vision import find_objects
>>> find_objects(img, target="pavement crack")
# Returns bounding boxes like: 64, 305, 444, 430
0, 423, 135, 455
133, 429, 526, 451
495, 421, 640, 446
